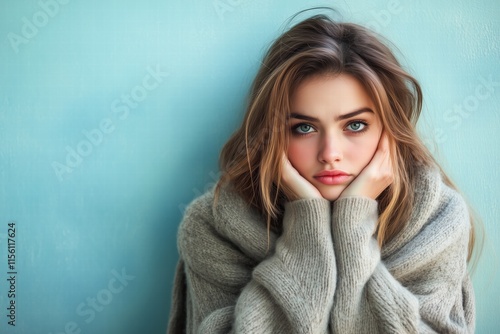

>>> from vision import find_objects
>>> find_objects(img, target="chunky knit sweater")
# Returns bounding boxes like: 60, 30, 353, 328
167, 166, 475, 333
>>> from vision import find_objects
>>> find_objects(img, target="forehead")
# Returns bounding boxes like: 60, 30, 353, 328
290, 73, 376, 117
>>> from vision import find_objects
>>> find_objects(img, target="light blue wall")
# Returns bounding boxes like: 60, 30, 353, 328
0, 0, 498, 333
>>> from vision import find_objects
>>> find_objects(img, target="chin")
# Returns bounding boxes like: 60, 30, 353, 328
318, 187, 344, 202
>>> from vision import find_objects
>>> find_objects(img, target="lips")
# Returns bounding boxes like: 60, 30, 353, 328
314, 170, 351, 185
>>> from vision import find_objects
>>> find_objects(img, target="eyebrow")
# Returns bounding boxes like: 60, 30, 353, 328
289, 108, 374, 122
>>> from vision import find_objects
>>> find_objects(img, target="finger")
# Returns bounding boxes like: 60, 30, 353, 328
281, 153, 293, 174
379, 133, 394, 183
378, 131, 390, 153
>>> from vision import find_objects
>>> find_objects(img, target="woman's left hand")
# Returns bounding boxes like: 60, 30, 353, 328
338, 132, 393, 200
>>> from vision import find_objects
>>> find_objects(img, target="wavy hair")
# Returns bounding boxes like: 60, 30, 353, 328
214, 10, 479, 263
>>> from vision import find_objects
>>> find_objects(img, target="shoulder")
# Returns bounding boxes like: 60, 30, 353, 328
177, 183, 272, 266
411, 165, 469, 234
382, 166, 472, 280
179, 183, 264, 238
176, 187, 217, 261
419, 166, 469, 231
177, 185, 261, 291
180, 186, 217, 231
383, 165, 470, 258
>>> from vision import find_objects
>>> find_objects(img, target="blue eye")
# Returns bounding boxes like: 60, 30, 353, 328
346, 121, 367, 132
293, 124, 315, 135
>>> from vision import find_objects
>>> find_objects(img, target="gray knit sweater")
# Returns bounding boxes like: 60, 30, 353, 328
167, 166, 475, 333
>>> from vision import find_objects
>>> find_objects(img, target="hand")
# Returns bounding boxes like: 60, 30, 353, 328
338, 132, 393, 200
280, 153, 323, 201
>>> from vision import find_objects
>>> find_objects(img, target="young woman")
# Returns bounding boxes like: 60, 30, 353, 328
167, 11, 478, 334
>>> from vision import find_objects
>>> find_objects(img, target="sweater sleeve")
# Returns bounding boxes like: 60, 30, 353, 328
174, 197, 337, 334
329, 195, 473, 334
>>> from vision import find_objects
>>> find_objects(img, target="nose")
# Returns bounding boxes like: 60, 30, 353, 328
318, 133, 342, 164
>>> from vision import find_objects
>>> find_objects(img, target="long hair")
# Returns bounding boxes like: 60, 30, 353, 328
214, 10, 479, 263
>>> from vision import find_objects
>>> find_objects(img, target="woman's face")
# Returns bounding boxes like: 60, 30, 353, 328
287, 73, 383, 201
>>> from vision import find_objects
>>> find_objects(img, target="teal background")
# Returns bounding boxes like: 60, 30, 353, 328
0, 0, 498, 333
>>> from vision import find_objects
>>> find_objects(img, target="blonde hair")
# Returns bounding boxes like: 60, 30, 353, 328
215, 11, 479, 262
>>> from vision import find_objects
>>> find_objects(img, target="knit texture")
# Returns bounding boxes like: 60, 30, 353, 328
167, 166, 475, 333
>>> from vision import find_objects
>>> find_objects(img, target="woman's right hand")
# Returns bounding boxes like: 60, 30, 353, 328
280, 153, 323, 201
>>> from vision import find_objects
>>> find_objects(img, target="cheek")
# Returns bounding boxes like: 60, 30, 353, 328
349, 133, 380, 168
287, 141, 314, 170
